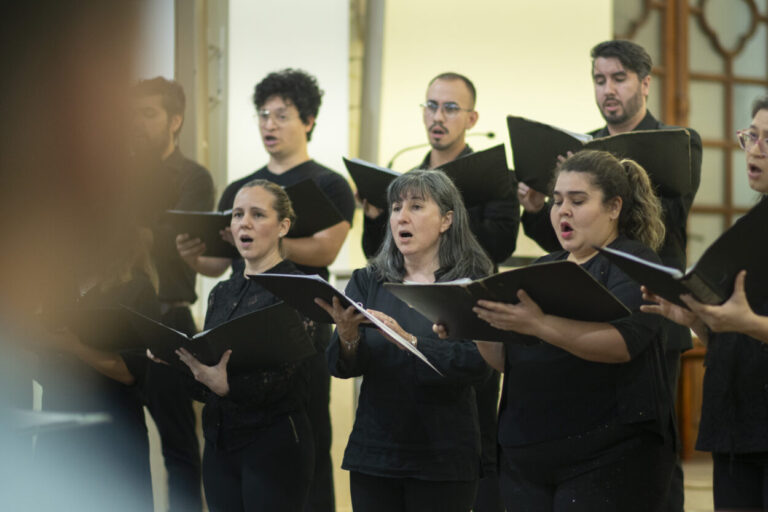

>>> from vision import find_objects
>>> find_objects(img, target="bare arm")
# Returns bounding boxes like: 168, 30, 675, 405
283, 220, 351, 268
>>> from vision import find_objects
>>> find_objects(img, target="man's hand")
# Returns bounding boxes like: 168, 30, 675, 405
517, 182, 547, 213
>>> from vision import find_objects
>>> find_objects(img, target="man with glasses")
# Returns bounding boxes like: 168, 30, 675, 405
361, 72, 520, 263
517, 40, 702, 512
361, 72, 519, 512
178, 68, 355, 512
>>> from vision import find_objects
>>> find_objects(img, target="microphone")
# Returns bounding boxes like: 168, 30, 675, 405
386, 131, 496, 169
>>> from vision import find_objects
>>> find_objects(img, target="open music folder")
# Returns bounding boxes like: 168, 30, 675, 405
506, 115, 693, 196
163, 178, 345, 258
597, 197, 768, 308
383, 260, 630, 343
129, 301, 316, 373
248, 273, 444, 375
344, 144, 514, 210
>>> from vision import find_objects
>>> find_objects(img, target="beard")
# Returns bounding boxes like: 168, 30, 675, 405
600, 88, 644, 126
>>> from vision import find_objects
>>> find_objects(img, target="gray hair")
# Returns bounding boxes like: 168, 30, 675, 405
370, 169, 493, 282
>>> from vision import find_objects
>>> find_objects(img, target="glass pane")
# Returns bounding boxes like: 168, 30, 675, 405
689, 81, 725, 139
694, 147, 725, 205
734, 83, 768, 132
689, 14, 724, 74
634, 10, 662, 68
688, 214, 725, 264
733, 23, 767, 79
732, 148, 765, 207
613, 0, 647, 39
761, 0, 768, 17
702, 0, 754, 53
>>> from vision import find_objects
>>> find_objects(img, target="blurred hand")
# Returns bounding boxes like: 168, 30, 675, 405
517, 182, 547, 213
176, 233, 206, 267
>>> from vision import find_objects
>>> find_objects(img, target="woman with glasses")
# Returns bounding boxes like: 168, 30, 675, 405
319, 170, 493, 512
642, 96, 768, 511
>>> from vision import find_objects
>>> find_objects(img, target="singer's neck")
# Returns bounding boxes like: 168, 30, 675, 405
427, 142, 468, 169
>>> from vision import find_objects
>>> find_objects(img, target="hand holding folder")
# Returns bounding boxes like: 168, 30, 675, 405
597, 198, 768, 308
507, 115, 693, 197
383, 261, 630, 343
344, 144, 514, 210
130, 301, 315, 373
248, 273, 444, 375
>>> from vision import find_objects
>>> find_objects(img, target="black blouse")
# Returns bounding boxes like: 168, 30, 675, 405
696, 299, 768, 454
498, 235, 672, 447
195, 259, 316, 451
327, 266, 491, 482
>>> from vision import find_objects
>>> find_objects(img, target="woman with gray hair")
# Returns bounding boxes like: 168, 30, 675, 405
318, 169, 493, 511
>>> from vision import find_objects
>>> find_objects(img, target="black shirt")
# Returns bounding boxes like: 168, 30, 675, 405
146, 148, 215, 303
327, 266, 491, 481
498, 236, 671, 447
192, 259, 316, 451
217, 160, 355, 280
520, 111, 702, 351
362, 145, 521, 265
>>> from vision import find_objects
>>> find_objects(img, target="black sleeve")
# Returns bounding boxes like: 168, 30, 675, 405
327, 269, 372, 378
176, 165, 215, 212
119, 274, 161, 385
521, 203, 561, 252
362, 213, 387, 259
604, 249, 663, 359
217, 179, 240, 212
467, 174, 520, 263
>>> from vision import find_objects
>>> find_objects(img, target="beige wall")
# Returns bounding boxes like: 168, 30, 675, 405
335, 0, 613, 274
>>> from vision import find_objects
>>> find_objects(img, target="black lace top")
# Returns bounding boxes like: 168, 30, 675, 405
195, 259, 316, 451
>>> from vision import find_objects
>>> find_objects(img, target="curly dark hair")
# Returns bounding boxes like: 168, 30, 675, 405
133, 76, 186, 135
253, 69, 323, 141
591, 40, 652, 79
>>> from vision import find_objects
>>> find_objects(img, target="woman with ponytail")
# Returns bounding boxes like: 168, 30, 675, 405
437, 149, 676, 511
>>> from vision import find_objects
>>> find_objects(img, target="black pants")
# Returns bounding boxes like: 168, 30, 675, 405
712, 451, 768, 511
203, 412, 315, 512
473, 369, 504, 512
305, 331, 335, 512
664, 348, 684, 512
349, 472, 478, 512
499, 425, 675, 512
144, 306, 202, 511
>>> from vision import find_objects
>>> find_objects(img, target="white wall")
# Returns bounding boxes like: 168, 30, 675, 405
133, 0, 175, 80
374, 0, 612, 256
227, 0, 350, 182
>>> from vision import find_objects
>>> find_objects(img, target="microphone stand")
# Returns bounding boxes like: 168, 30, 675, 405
386, 131, 496, 169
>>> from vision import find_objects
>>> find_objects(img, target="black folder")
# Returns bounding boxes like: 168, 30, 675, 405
343, 144, 513, 210
248, 273, 444, 374
597, 198, 768, 308
437, 144, 513, 207
506, 115, 693, 197
129, 302, 315, 373
284, 179, 346, 238
343, 157, 401, 210
383, 261, 630, 343
162, 210, 238, 258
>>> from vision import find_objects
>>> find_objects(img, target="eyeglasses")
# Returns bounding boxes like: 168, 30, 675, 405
256, 108, 296, 125
420, 100, 473, 118
737, 129, 768, 155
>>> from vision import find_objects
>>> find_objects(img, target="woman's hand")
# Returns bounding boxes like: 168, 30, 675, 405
473, 290, 544, 336
176, 348, 232, 397
367, 310, 417, 350
681, 271, 760, 335
432, 323, 449, 339
314, 296, 368, 343
640, 286, 700, 328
